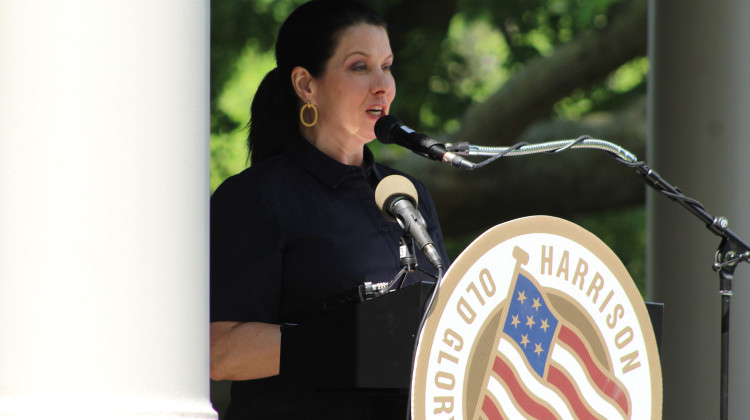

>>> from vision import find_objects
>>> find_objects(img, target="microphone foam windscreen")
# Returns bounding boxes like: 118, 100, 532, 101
374, 114, 400, 144
374, 174, 419, 222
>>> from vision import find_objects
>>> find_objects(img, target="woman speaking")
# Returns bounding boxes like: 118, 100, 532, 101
209, 1, 449, 418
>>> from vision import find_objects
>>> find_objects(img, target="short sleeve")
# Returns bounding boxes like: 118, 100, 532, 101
210, 174, 284, 324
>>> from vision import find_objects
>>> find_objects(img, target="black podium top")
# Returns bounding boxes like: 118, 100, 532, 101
280, 281, 434, 390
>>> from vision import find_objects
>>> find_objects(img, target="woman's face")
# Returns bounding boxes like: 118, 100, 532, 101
312, 24, 396, 146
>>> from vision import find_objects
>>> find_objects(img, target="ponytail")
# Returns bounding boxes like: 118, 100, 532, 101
248, 67, 298, 166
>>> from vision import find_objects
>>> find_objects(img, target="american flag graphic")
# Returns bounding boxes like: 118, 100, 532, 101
477, 273, 631, 420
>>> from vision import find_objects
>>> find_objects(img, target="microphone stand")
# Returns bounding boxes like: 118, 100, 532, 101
386, 235, 438, 292
387, 233, 444, 420
446, 136, 750, 420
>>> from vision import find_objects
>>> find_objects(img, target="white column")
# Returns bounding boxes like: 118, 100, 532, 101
0, 1, 215, 419
648, 0, 750, 418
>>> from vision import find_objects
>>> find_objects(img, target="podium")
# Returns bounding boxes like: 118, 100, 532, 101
280, 281, 434, 390
278, 217, 665, 420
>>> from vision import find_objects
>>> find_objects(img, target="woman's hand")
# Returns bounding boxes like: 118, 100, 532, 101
210, 321, 281, 381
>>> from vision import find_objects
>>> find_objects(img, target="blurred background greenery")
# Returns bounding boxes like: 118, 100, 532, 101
209, 0, 648, 293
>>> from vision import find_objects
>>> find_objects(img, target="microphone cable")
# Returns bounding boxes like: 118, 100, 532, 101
405, 265, 444, 420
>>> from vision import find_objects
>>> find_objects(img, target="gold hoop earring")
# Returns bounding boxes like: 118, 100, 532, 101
300, 101, 318, 127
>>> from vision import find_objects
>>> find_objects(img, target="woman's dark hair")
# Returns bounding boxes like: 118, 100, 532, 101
248, 0, 387, 165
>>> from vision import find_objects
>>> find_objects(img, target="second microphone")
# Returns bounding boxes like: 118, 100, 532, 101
374, 174, 445, 270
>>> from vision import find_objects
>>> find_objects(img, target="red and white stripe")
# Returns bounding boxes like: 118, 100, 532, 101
481, 336, 628, 420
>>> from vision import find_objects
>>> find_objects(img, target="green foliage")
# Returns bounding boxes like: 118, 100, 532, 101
420, 14, 510, 133
211, 0, 306, 135
210, 42, 275, 191
553, 57, 648, 120
458, 0, 617, 60
572, 206, 647, 296
443, 206, 647, 297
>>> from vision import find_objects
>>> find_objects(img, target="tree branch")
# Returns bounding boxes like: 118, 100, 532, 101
456, 0, 647, 144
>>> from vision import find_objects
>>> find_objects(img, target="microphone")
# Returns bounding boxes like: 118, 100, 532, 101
375, 115, 474, 169
374, 175, 444, 270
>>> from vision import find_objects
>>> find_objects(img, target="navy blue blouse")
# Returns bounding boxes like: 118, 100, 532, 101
210, 134, 449, 326
210, 134, 449, 419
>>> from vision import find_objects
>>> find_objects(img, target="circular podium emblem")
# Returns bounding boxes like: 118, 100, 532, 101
411, 216, 662, 419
